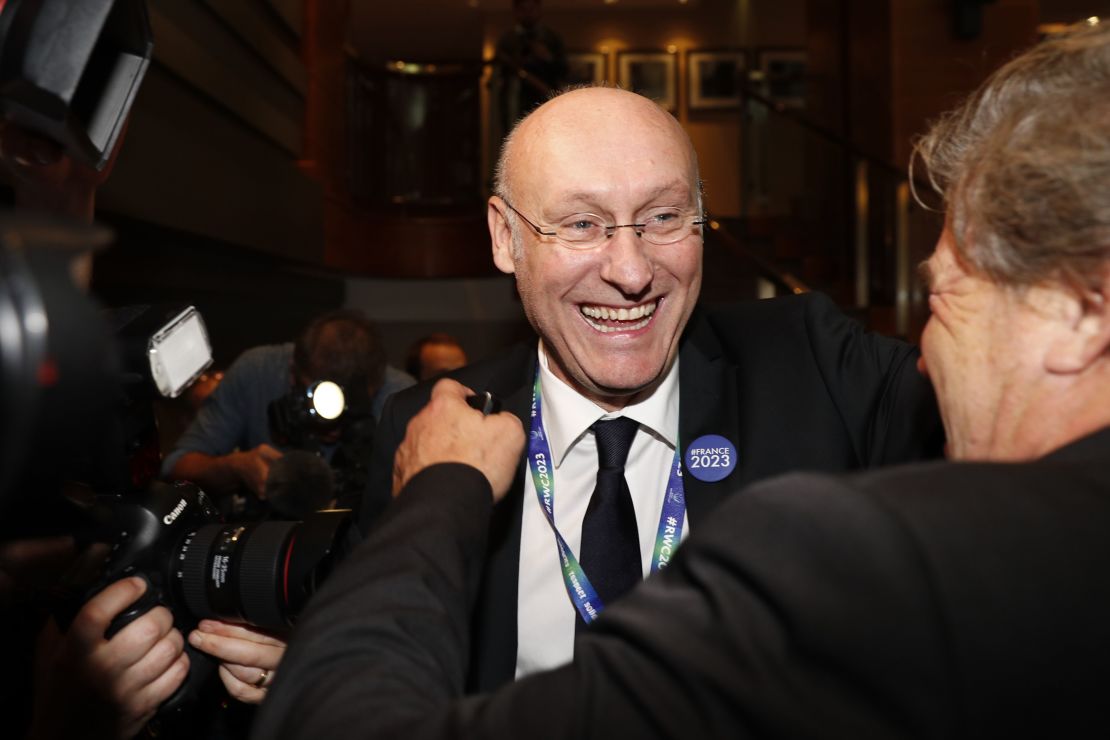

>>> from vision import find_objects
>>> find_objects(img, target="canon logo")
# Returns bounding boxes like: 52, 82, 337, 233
163, 499, 188, 525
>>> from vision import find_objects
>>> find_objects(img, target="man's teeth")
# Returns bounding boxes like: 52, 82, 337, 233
580, 301, 657, 332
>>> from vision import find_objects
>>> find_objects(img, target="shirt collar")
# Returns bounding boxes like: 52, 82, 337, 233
536, 342, 680, 467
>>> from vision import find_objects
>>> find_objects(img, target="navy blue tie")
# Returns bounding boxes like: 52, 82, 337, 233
577, 416, 641, 631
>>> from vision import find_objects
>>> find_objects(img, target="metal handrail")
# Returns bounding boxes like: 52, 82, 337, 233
740, 82, 926, 335
739, 83, 916, 185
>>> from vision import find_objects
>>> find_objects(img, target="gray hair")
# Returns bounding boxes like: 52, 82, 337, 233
913, 21, 1110, 294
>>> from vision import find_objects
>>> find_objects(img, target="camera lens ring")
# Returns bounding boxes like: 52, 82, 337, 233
176, 523, 224, 620
237, 521, 298, 627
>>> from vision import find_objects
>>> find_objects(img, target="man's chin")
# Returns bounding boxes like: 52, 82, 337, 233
578, 367, 669, 408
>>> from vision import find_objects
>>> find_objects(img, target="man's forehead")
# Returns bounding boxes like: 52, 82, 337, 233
510, 91, 697, 202
527, 93, 684, 151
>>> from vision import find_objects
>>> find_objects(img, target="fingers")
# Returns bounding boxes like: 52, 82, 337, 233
237, 445, 283, 497
217, 663, 269, 704
116, 651, 190, 738
188, 622, 286, 670
189, 619, 285, 706
29, 580, 188, 740
256, 444, 284, 462
194, 619, 287, 646
69, 576, 148, 646
394, 381, 524, 501
107, 625, 187, 704
97, 604, 177, 676
428, 377, 473, 402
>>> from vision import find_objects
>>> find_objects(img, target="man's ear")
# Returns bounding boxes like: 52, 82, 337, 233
1045, 278, 1110, 374
488, 196, 517, 275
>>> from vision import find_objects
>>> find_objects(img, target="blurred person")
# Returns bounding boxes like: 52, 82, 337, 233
405, 332, 468, 381
256, 24, 1110, 739
494, 0, 567, 127
153, 370, 225, 460
185, 370, 225, 412
164, 310, 414, 513
0, 123, 284, 735
362, 85, 941, 692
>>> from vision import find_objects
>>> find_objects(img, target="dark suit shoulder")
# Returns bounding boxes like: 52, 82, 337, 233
733, 454, 1110, 737
688, 294, 941, 468
361, 342, 535, 534
698, 292, 904, 364
383, 342, 535, 419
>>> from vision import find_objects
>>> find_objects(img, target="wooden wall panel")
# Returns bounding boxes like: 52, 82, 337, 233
890, 0, 1039, 167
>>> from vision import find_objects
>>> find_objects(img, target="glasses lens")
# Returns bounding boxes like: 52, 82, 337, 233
640, 209, 682, 243
555, 214, 608, 248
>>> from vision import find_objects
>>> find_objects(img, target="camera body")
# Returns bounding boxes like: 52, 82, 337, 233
93, 479, 222, 713
268, 380, 375, 513
96, 476, 355, 632
92, 478, 355, 714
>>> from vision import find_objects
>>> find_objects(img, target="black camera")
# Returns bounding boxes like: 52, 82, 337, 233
269, 379, 348, 448
266, 379, 375, 516
0, 215, 357, 726
96, 481, 354, 630
87, 478, 353, 712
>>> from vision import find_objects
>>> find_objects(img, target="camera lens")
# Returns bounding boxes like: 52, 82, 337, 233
174, 510, 351, 629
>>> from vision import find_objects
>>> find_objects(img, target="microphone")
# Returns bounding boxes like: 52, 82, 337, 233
264, 450, 335, 519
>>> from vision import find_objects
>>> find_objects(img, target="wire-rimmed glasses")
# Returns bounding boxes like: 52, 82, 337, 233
501, 200, 708, 250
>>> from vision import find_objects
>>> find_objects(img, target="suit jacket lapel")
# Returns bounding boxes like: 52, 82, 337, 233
678, 309, 742, 527
467, 342, 536, 692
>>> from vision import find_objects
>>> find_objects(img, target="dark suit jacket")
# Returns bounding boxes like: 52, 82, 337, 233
256, 428, 1110, 739
361, 293, 943, 691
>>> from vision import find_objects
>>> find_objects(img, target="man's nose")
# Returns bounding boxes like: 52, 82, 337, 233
598, 227, 654, 296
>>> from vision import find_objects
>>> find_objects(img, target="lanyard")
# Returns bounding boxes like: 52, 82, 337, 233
526, 370, 686, 624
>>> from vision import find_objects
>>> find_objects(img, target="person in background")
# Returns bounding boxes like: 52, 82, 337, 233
405, 332, 468, 381
494, 0, 567, 128
164, 310, 414, 513
0, 121, 316, 735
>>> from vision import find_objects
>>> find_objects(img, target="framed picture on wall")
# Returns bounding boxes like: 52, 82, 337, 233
617, 51, 676, 110
688, 50, 747, 110
566, 52, 607, 86
758, 48, 807, 109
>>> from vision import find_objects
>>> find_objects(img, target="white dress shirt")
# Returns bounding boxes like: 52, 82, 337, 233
515, 343, 690, 678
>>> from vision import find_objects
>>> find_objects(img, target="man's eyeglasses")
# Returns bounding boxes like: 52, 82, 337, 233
501, 200, 708, 250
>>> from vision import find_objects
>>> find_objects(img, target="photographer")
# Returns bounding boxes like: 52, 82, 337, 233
0, 123, 284, 736
163, 310, 414, 515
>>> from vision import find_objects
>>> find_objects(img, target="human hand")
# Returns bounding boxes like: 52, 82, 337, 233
188, 620, 287, 705
232, 444, 284, 499
27, 577, 188, 740
393, 379, 525, 502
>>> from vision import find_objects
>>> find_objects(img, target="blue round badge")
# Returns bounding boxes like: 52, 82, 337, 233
684, 435, 738, 482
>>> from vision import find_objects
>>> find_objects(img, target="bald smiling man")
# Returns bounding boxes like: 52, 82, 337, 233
254, 25, 1110, 737
355, 85, 942, 692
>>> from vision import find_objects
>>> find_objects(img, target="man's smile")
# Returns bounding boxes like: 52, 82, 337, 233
578, 298, 659, 333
